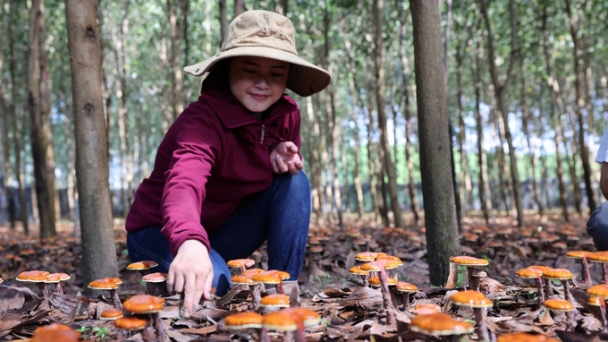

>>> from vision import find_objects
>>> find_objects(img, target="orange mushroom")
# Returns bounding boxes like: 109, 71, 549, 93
496, 332, 560, 342
450, 290, 492, 342
16, 270, 51, 299
566, 250, 591, 286
88, 278, 122, 311
515, 267, 545, 306
142, 272, 168, 297
123, 295, 166, 342
410, 312, 474, 338
31, 323, 80, 342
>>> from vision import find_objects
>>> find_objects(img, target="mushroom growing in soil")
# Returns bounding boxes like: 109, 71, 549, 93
586, 283, 608, 327
123, 294, 166, 342
30, 323, 80, 342
447, 256, 489, 291
360, 260, 397, 326
88, 278, 123, 311
588, 251, 608, 284
227, 258, 256, 274
395, 282, 418, 311
566, 250, 591, 286
100, 308, 124, 321
515, 267, 545, 306
253, 270, 290, 294
263, 308, 320, 342
449, 290, 493, 342
411, 303, 442, 316
45, 273, 71, 295
114, 316, 151, 342
223, 311, 266, 341
349, 266, 370, 287
142, 272, 168, 297
127, 260, 159, 275
410, 312, 474, 341
16, 270, 51, 300
587, 296, 607, 327
542, 268, 574, 303
231, 272, 262, 309
260, 293, 290, 311
543, 298, 576, 331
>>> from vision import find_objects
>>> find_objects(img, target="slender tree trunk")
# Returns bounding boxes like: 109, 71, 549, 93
455, 40, 471, 219
564, 101, 583, 214
219, 0, 228, 46
366, 95, 381, 223
28, 0, 57, 238
479, 0, 524, 226
65, 0, 119, 283
541, 1, 569, 220
564, 0, 596, 213
344, 57, 365, 218
396, 2, 420, 224
373, 0, 404, 228
168, 0, 183, 123
274, 0, 289, 15
234, 0, 246, 16
473, 25, 492, 223
61, 92, 75, 221
519, 66, 544, 216
305, 96, 322, 223
410, 0, 460, 285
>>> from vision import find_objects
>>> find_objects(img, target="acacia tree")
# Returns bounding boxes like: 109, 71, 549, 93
28, 0, 57, 238
64, 0, 118, 284
410, 0, 460, 285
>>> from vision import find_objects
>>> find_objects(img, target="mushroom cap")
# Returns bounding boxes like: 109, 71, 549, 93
410, 313, 474, 336
45, 273, 71, 283
376, 258, 402, 270
449, 290, 493, 308
253, 270, 290, 284
588, 296, 603, 307
355, 252, 387, 262
88, 279, 119, 290
449, 256, 489, 267
411, 303, 442, 316
309, 246, 324, 253
369, 276, 398, 287
227, 258, 256, 269
16, 270, 50, 282
127, 260, 159, 271
260, 294, 290, 308
282, 307, 321, 327
360, 262, 382, 272
542, 268, 573, 280
515, 268, 543, 279
142, 272, 168, 283
100, 308, 124, 320
224, 312, 264, 330
587, 284, 608, 299
543, 298, 575, 312
496, 332, 560, 342
114, 316, 148, 331
396, 282, 418, 293
31, 323, 80, 342
588, 251, 608, 263
262, 311, 298, 331
375, 255, 403, 265
231, 273, 259, 285
123, 294, 165, 314
349, 266, 369, 275
242, 268, 265, 274
565, 250, 590, 259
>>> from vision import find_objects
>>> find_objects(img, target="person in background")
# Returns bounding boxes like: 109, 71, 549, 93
124, 10, 331, 316
587, 123, 608, 250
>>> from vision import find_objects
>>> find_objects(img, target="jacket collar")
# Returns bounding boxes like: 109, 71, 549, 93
200, 86, 298, 129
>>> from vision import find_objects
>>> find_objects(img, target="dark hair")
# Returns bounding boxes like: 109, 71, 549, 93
201, 59, 231, 93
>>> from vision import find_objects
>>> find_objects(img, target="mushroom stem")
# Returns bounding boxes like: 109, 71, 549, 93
277, 280, 284, 295
294, 323, 306, 342
364, 273, 370, 288
379, 266, 396, 326
38, 283, 49, 300
56, 282, 64, 295
563, 281, 573, 304
467, 268, 478, 291
251, 284, 262, 311
110, 289, 123, 311
258, 328, 270, 342
445, 262, 458, 289
600, 298, 608, 328
581, 257, 591, 286
474, 308, 490, 342
603, 264, 608, 284
153, 313, 167, 342
545, 278, 553, 299
401, 293, 410, 311
141, 327, 155, 342
535, 276, 545, 307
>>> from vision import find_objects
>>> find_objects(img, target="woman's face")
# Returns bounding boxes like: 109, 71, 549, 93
229, 56, 290, 113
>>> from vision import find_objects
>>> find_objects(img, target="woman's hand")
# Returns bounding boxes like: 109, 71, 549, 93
271, 141, 303, 175
167, 239, 213, 317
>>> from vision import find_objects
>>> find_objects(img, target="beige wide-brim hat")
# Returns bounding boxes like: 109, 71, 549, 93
184, 10, 331, 97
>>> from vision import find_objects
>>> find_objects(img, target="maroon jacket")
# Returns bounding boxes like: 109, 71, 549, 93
125, 85, 301, 256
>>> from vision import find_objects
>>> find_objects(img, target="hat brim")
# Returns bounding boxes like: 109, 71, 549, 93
184, 46, 331, 97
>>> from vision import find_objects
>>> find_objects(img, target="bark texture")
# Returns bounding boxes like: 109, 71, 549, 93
410, 0, 460, 285
64, 0, 119, 284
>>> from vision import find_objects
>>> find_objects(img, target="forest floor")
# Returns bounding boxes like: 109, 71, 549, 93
0, 212, 604, 341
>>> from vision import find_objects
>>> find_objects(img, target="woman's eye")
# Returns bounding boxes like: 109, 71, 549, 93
243, 69, 256, 74
271, 73, 285, 77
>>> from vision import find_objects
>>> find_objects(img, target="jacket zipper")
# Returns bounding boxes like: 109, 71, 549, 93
260, 124, 265, 144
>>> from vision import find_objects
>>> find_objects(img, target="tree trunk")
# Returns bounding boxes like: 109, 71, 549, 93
473, 24, 492, 224
519, 65, 543, 216
479, 0, 524, 226
234, 0, 246, 16
410, 0, 460, 285
366, 95, 381, 224
373, 0, 404, 228
455, 38, 471, 219
168, 0, 183, 123
64, 0, 119, 284
305, 96, 323, 222
27, 0, 57, 238
274, 0, 288, 15
219, 0, 228, 46
564, 0, 596, 213
541, 1, 569, 220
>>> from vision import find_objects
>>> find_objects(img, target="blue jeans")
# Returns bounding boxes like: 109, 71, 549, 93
127, 171, 311, 296
588, 200, 608, 251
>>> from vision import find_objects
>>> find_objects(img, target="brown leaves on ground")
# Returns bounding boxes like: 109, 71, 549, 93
0, 213, 604, 341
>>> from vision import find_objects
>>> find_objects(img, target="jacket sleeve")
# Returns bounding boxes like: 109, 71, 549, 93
160, 115, 223, 256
